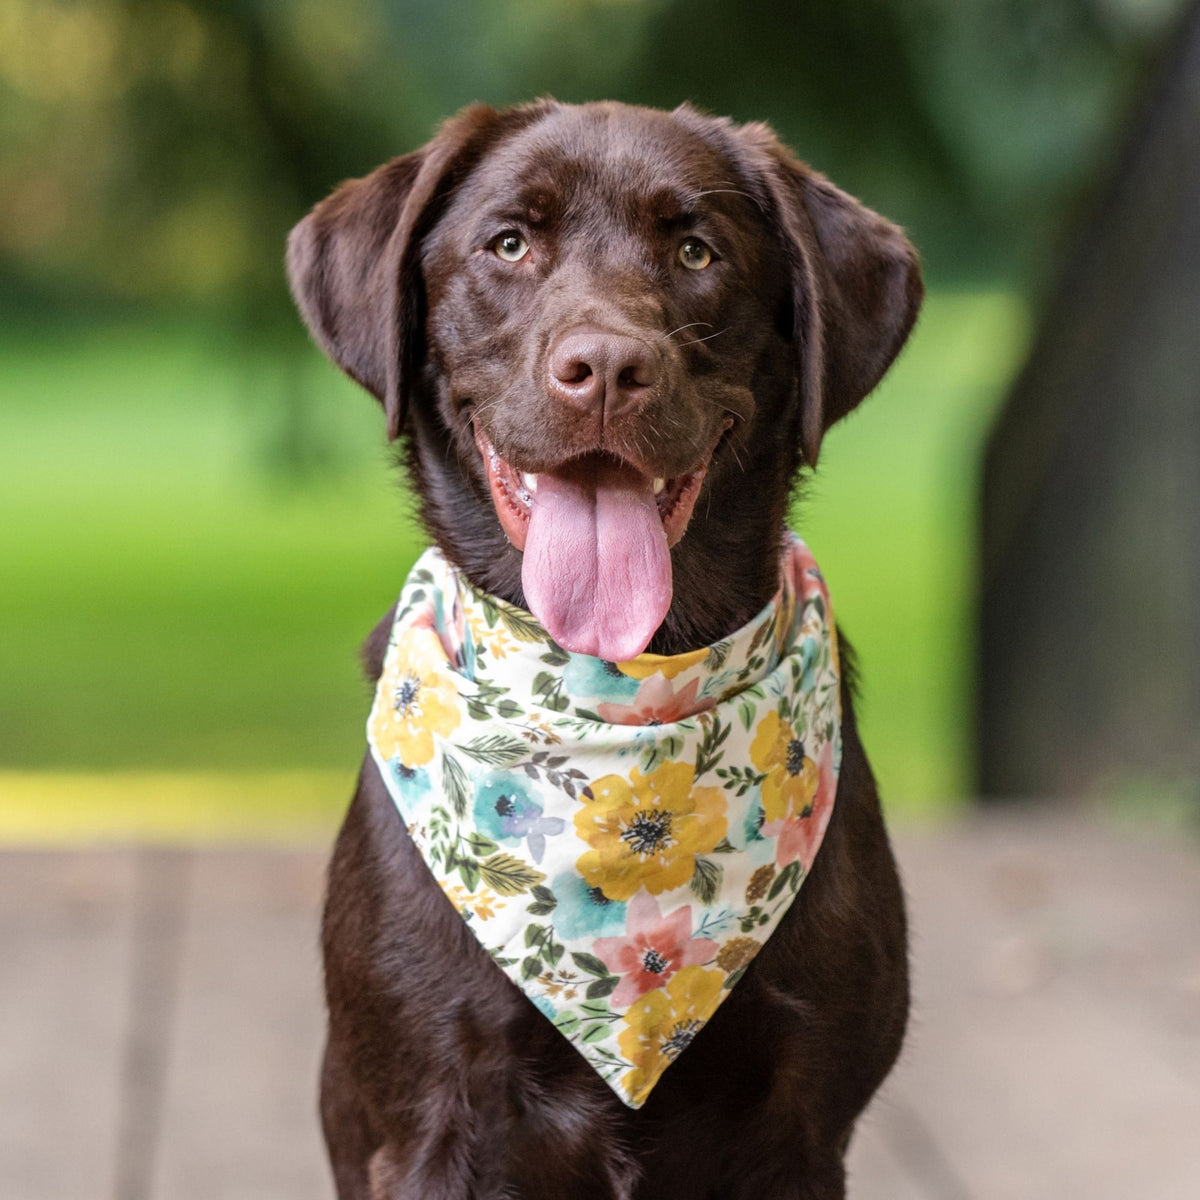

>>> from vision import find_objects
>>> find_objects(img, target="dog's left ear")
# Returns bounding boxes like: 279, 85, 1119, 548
286, 102, 550, 439
738, 125, 923, 466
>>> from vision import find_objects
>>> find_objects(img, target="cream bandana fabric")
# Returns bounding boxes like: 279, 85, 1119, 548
366, 535, 841, 1108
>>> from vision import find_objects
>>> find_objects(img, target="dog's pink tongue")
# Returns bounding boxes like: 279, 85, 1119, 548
523, 457, 671, 661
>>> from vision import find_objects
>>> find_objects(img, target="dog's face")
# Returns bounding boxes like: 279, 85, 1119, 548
288, 101, 921, 659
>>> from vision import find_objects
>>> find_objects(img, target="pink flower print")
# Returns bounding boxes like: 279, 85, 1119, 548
792, 542, 831, 616
595, 675, 714, 727
434, 588, 468, 667
592, 891, 718, 1007
771, 738, 836, 869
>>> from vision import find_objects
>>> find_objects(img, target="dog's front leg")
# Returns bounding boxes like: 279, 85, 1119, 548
365, 1145, 638, 1200
320, 1037, 379, 1200
738, 1161, 846, 1200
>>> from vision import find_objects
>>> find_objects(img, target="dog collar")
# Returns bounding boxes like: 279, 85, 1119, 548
367, 535, 841, 1108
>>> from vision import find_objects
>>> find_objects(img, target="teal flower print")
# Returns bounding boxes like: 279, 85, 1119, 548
552, 870, 628, 939
798, 636, 819, 691
472, 771, 565, 864
562, 655, 640, 707
742, 797, 766, 844
389, 762, 433, 803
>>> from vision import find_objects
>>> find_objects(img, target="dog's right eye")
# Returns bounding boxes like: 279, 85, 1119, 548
492, 232, 530, 262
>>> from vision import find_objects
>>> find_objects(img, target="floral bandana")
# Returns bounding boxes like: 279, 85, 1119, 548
367, 534, 841, 1108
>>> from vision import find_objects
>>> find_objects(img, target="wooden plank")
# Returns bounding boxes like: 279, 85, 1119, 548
884, 810, 1200, 1199
3, 809, 1197, 1199
0, 850, 136, 1200
151, 849, 329, 1200
847, 1103, 946, 1200
114, 847, 191, 1200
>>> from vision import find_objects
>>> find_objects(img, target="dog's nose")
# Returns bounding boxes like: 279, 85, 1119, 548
547, 331, 658, 416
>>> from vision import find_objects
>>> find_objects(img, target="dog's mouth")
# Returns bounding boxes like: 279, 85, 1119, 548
474, 430, 711, 553
473, 425, 720, 660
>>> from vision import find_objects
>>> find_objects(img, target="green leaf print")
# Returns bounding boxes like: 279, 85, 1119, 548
493, 602, 546, 643
553, 1013, 581, 1036
640, 731, 685, 774
585, 976, 619, 1000
689, 856, 723, 905
459, 734, 530, 768
442, 752, 470, 819
694, 714, 731, 777
570, 952, 610, 978
767, 859, 801, 901
466, 833, 500, 857
478, 853, 546, 896
457, 857, 480, 892
579, 1001, 617, 1021
526, 885, 557, 916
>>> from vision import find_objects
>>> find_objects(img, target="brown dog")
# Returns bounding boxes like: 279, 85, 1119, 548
287, 99, 920, 1199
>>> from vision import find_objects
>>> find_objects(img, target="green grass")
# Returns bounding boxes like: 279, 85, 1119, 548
798, 289, 1029, 811
0, 292, 1027, 836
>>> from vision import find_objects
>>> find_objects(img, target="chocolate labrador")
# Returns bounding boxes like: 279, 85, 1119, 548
287, 99, 920, 1199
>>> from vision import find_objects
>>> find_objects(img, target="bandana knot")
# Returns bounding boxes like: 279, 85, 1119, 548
367, 534, 841, 1108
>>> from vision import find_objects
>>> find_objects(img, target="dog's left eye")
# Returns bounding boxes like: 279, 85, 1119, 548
493, 232, 530, 262
678, 238, 713, 270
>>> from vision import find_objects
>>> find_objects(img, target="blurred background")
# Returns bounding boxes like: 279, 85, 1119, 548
2, 2, 1199, 1198
5, 0, 1196, 832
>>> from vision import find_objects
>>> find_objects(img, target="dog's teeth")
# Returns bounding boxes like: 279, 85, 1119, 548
653, 478, 666, 495
521, 472, 538, 493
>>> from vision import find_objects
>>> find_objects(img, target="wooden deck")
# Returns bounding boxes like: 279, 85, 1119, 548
3, 804, 1198, 1199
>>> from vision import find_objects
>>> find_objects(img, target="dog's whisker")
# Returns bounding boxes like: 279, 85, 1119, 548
711, 406, 746, 472
663, 321, 712, 341
468, 395, 507, 423
677, 327, 730, 348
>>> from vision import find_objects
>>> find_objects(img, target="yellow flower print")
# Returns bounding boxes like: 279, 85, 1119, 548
467, 613, 516, 660
575, 762, 727, 901
616, 647, 708, 681
439, 881, 499, 921
487, 631, 515, 659
618, 966, 724, 1105
522, 714, 562, 745
750, 710, 818, 823
370, 628, 461, 766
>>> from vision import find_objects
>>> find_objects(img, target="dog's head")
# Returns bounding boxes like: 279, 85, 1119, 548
288, 100, 921, 659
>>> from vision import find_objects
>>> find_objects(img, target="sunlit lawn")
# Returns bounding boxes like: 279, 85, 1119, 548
0, 290, 1027, 839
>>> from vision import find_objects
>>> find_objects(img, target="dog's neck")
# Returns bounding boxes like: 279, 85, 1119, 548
403, 409, 803, 657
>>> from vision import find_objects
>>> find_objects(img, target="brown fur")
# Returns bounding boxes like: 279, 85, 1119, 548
288, 99, 921, 1199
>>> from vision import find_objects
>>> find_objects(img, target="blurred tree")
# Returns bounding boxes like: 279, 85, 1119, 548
979, 0, 1200, 804
1, 0, 1180, 304
0, 0, 1183, 466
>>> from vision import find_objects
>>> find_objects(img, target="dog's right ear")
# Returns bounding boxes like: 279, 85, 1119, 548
729, 122, 923, 467
286, 103, 547, 439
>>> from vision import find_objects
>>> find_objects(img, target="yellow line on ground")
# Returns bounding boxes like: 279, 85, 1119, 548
0, 770, 355, 843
